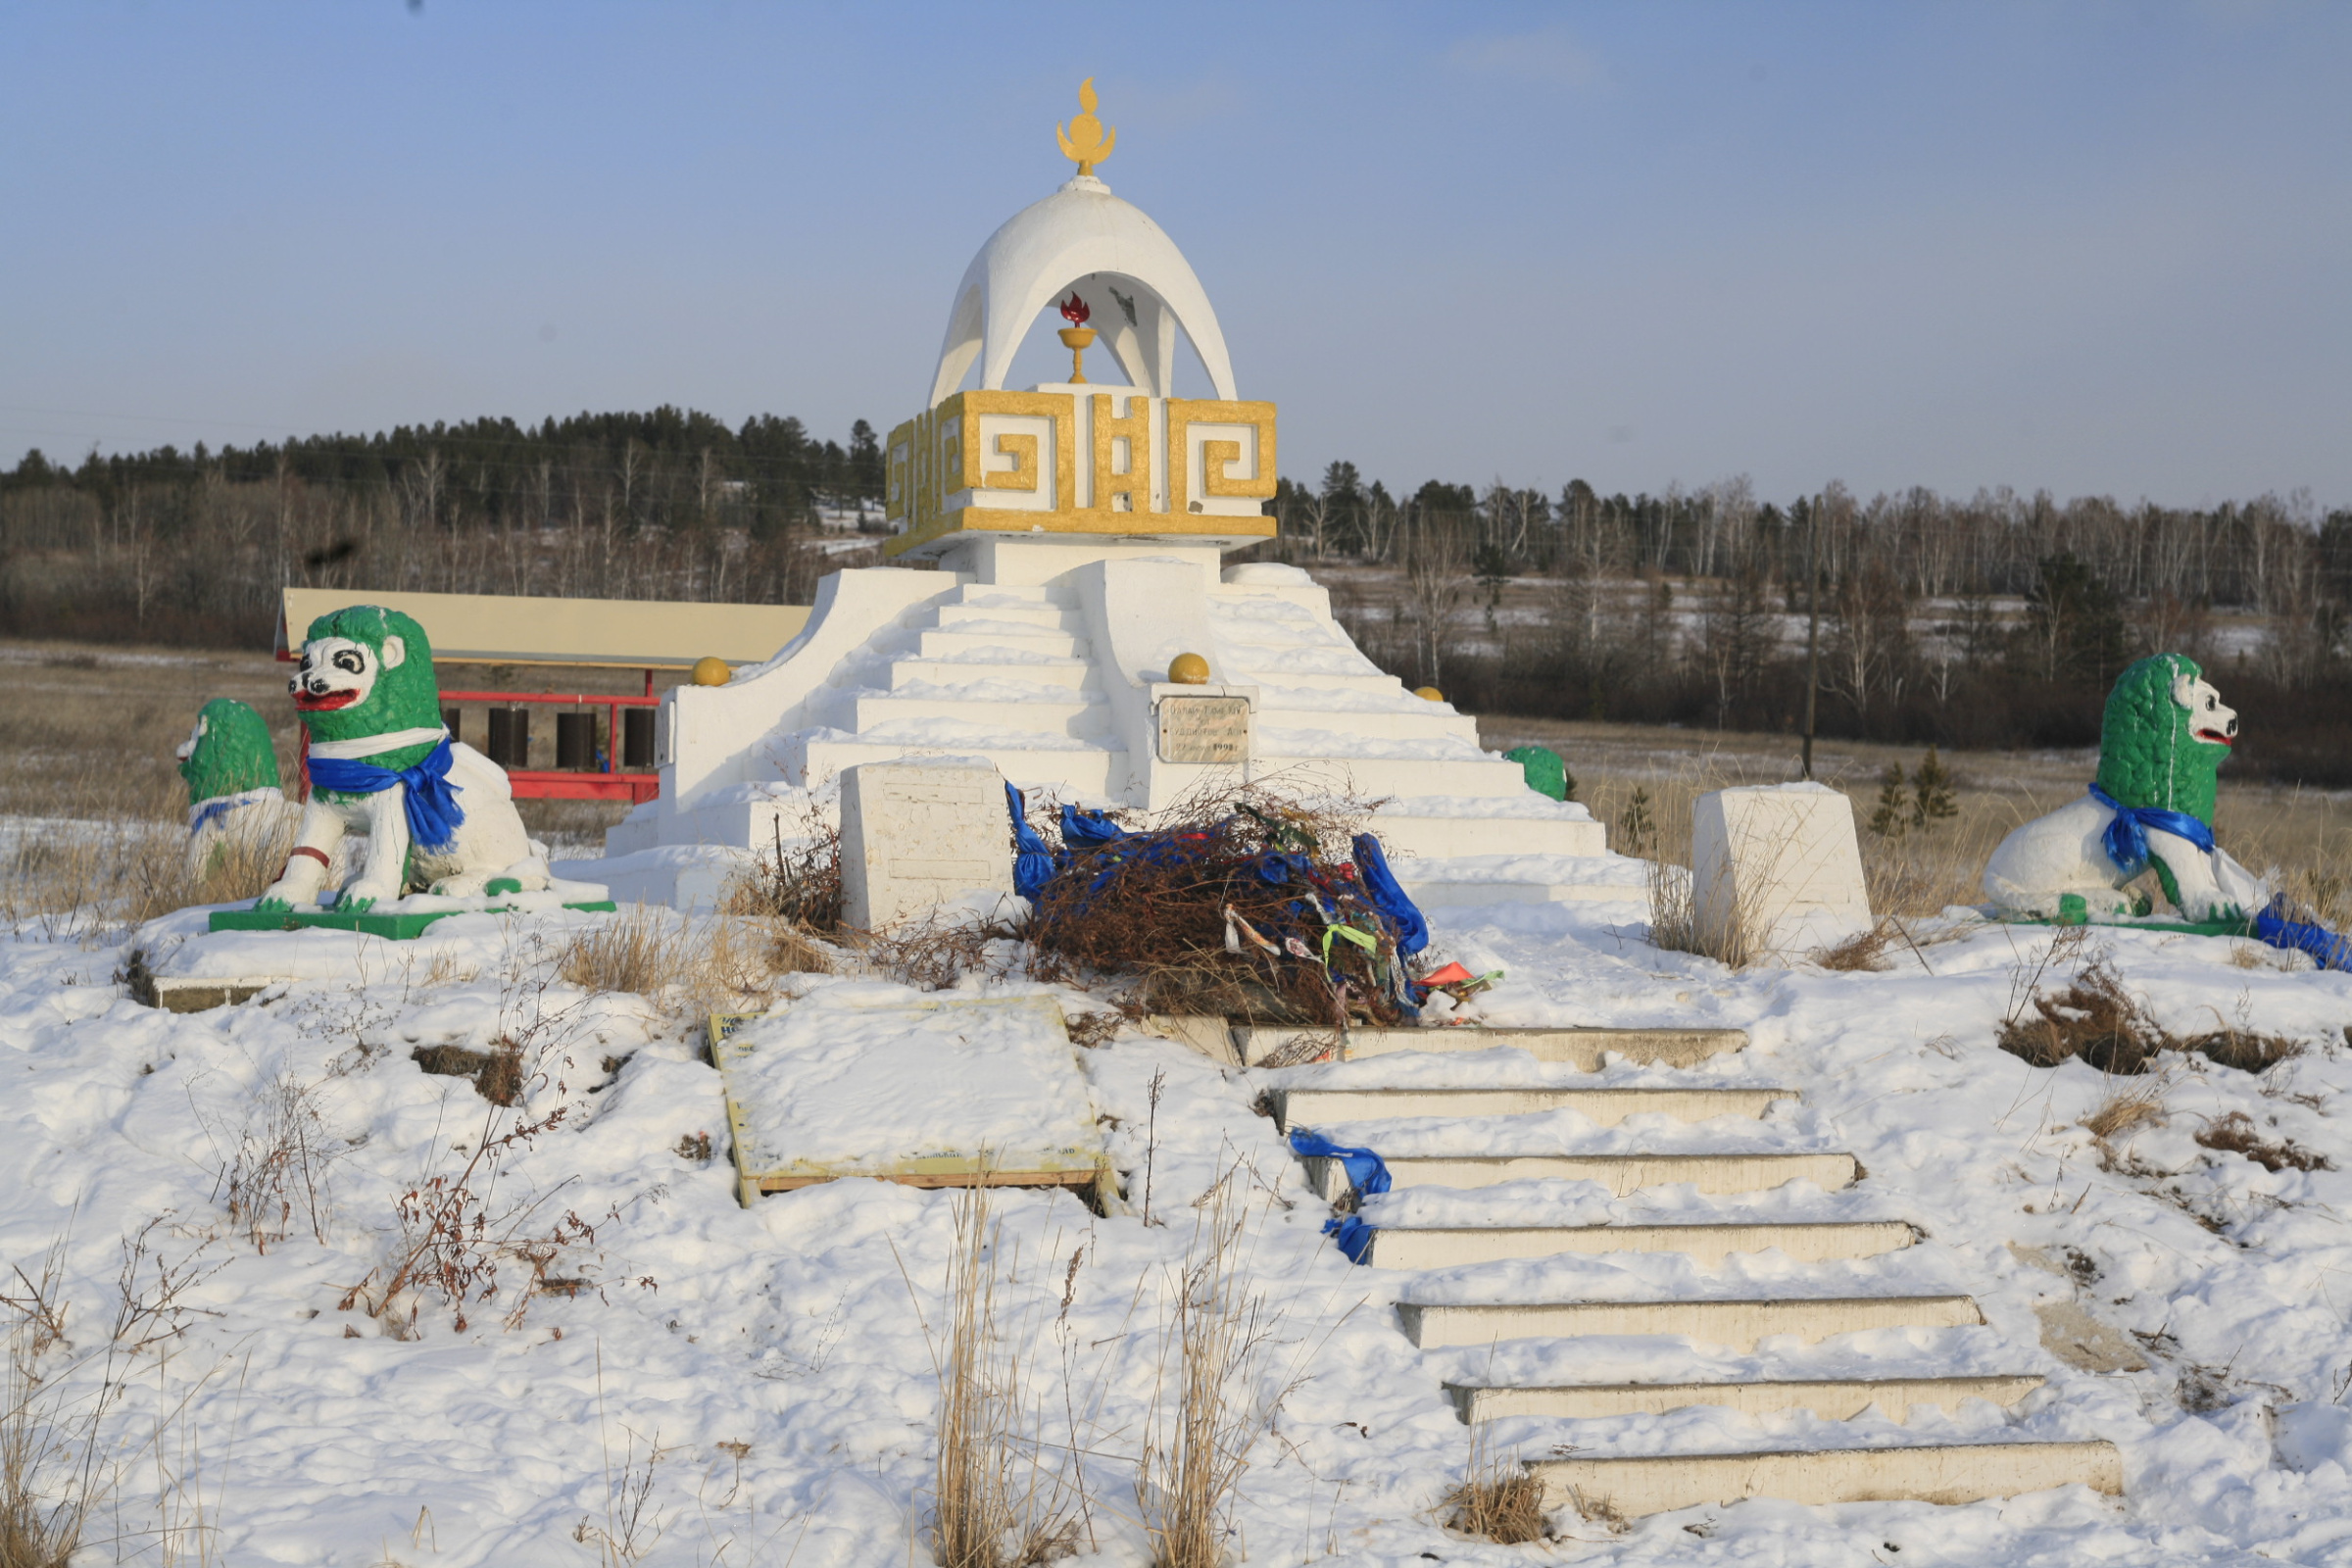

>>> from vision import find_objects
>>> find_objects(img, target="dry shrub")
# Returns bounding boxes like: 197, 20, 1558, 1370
1137, 1171, 1305, 1568
215, 1072, 342, 1250
1442, 1427, 1546, 1544
1814, 921, 1898, 972
725, 813, 843, 931
907, 1183, 1087, 1568
2081, 1078, 2169, 1144
1026, 788, 1408, 1027
841, 915, 1003, 994
2000, 954, 2306, 1076
2195, 1111, 2332, 1173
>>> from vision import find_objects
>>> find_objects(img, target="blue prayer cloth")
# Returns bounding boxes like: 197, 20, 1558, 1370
1350, 833, 1430, 957
306, 737, 466, 853
2088, 782, 2216, 878
1289, 1128, 1391, 1264
1005, 784, 1058, 900
2255, 907, 2352, 972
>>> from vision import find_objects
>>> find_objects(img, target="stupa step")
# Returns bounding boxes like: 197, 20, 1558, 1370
1397, 1294, 1984, 1350
917, 627, 1084, 660
796, 738, 1121, 798
848, 694, 1106, 737
1396, 855, 1649, 907
1304, 1152, 1857, 1201
1526, 1441, 2124, 1517
1370, 813, 1607, 858
1237, 1024, 1748, 1070
1252, 755, 1530, 797
1361, 1220, 1915, 1270
1277, 1085, 1795, 1132
1237, 670, 1425, 697
1448, 1373, 2042, 1425
933, 603, 1078, 631
1254, 706, 1482, 743
945, 584, 1064, 606
888, 659, 1098, 691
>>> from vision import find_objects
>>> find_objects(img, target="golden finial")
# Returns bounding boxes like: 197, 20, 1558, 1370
1055, 77, 1117, 176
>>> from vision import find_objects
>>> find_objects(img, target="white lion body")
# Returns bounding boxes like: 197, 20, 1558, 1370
1982, 791, 2265, 921
184, 787, 303, 879
257, 620, 557, 909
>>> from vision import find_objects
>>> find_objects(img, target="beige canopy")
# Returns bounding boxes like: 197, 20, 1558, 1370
276, 588, 810, 669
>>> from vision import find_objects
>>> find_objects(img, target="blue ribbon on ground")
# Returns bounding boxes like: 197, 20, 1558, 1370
1289, 1128, 1391, 1265
2255, 906, 2352, 973
306, 737, 466, 853
1005, 784, 1058, 900
2088, 782, 2216, 878
1350, 833, 1430, 957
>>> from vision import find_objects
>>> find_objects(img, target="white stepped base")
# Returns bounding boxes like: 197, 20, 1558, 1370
795, 736, 1120, 797
1363, 1220, 1915, 1270
1529, 1441, 2123, 1517
1397, 852, 1647, 907
560, 844, 751, 912
849, 693, 1106, 737
1372, 811, 1605, 859
1398, 1295, 1984, 1350
1305, 1151, 1856, 1200
1255, 754, 1528, 797
1277, 1086, 1793, 1131
1450, 1373, 2041, 1424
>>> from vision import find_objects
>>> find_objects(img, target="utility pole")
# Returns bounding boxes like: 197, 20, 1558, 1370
1801, 492, 1822, 781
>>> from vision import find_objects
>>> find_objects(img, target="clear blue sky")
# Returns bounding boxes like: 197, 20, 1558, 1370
4, 2, 2347, 508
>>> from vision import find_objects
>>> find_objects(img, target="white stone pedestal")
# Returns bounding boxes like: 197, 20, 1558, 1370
1692, 783, 1872, 962
839, 760, 1013, 932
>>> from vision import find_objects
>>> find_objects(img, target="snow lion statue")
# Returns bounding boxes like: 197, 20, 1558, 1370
254, 604, 552, 913
1983, 652, 2265, 923
177, 698, 298, 877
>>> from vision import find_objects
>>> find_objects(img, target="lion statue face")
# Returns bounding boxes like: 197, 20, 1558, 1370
288, 605, 445, 748
2096, 653, 2235, 824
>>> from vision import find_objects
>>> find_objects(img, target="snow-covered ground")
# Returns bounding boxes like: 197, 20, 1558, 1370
4, 891, 2351, 1564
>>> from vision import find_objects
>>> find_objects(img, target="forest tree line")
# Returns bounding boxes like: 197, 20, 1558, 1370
4, 414, 2349, 780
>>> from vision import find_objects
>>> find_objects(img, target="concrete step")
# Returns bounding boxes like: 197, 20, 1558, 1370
1239, 1024, 1748, 1070
796, 738, 1120, 798
1397, 855, 1649, 907
1373, 813, 1607, 859
1305, 1152, 1857, 1201
917, 627, 1083, 660
1398, 1294, 1984, 1350
933, 603, 1077, 631
1253, 754, 1530, 799
888, 659, 1096, 691
848, 694, 1107, 738
1362, 1220, 1915, 1270
1527, 1441, 2123, 1517
1278, 1085, 1793, 1131
1255, 706, 1482, 744
945, 585, 1063, 608
1448, 1373, 2041, 1424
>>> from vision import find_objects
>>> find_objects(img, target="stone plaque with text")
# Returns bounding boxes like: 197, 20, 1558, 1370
1156, 697, 1250, 764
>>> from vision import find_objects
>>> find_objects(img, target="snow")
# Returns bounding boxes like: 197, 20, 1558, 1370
2, 879, 2351, 1561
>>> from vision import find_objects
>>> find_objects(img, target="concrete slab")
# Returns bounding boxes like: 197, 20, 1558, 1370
1529, 1440, 2123, 1517
1362, 1220, 1915, 1270
1305, 1152, 1856, 1200
1398, 1295, 1984, 1350
1277, 1085, 1794, 1131
1449, 1373, 2041, 1423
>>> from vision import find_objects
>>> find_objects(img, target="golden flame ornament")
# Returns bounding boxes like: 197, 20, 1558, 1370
1055, 77, 1117, 176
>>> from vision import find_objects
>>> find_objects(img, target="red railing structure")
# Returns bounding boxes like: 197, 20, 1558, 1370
292, 671, 664, 806
441, 687, 662, 804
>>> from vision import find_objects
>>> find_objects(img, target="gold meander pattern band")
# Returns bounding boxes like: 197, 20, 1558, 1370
886, 389, 1277, 557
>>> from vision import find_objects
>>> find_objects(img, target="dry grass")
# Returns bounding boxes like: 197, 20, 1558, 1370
213, 1072, 342, 1251
1442, 1426, 1546, 1544
557, 905, 789, 1015
2000, 953, 2307, 1076
2195, 1111, 2332, 1173
724, 810, 844, 931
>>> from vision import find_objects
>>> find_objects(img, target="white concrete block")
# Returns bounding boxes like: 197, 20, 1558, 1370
1692, 783, 1872, 961
839, 760, 1013, 932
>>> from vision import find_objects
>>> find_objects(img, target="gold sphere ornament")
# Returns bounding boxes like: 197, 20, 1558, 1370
1413, 686, 1445, 702
691, 657, 731, 687
1167, 653, 1211, 685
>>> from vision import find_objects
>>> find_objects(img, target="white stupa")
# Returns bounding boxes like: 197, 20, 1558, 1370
592, 82, 1634, 909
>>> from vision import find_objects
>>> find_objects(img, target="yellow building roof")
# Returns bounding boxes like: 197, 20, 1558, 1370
276, 588, 810, 669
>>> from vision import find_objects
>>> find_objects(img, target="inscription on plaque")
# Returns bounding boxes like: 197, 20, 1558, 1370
1156, 696, 1250, 764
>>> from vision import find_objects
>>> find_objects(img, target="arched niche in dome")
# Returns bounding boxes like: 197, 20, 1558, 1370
927, 174, 1239, 408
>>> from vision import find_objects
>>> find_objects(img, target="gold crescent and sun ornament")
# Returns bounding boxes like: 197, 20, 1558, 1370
1055, 77, 1116, 175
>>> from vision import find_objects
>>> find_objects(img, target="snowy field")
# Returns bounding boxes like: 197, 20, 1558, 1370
3, 890, 2351, 1565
